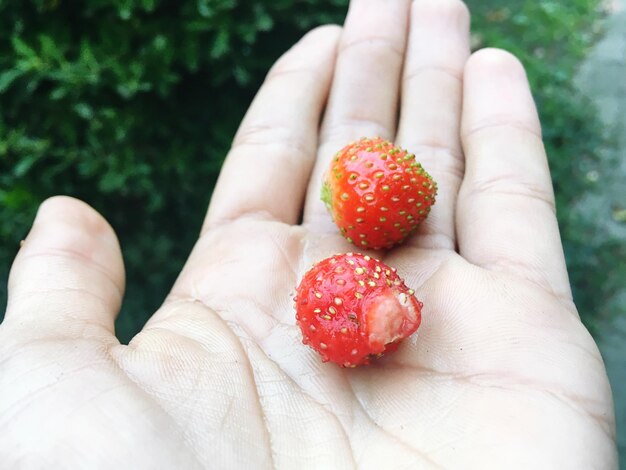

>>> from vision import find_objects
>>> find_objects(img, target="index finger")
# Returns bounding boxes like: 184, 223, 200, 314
203, 26, 341, 230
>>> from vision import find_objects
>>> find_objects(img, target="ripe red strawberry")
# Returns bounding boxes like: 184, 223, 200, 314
294, 253, 422, 367
321, 137, 437, 249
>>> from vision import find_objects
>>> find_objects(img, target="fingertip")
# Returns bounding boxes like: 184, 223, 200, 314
26, 196, 124, 274
462, 47, 541, 139
281, 24, 342, 62
34, 196, 118, 242
465, 47, 528, 82
412, 0, 471, 31
301, 24, 342, 43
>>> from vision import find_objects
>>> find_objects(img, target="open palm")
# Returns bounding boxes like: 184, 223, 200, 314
0, 1, 617, 468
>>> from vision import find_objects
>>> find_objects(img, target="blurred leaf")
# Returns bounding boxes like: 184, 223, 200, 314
0, 0, 616, 350
0, 69, 24, 93
11, 36, 37, 58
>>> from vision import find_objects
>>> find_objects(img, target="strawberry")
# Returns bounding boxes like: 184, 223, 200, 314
321, 137, 437, 249
294, 253, 422, 367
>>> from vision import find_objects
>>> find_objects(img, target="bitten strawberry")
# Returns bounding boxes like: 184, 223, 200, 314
321, 137, 437, 249
294, 253, 422, 367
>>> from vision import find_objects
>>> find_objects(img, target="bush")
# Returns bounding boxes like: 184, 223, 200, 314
0, 0, 348, 342
0, 0, 613, 342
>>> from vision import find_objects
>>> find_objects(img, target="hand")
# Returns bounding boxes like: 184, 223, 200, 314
0, 0, 617, 468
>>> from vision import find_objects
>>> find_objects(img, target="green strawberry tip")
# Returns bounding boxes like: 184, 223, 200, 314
321, 179, 332, 211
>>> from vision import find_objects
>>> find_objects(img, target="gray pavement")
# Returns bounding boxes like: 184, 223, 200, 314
574, 0, 626, 465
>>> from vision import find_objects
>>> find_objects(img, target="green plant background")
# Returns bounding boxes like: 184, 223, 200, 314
1, 0, 617, 336
1, 0, 624, 455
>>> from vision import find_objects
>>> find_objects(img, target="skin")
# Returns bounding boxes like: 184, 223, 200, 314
0, 0, 617, 468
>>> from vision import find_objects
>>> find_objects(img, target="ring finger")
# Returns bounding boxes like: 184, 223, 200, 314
303, 0, 412, 232
395, 0, 471, 250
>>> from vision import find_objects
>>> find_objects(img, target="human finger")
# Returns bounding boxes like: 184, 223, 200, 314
204, 25, 341, 230
303, 0, 412, 231
457, 49, 571, 300
3, 196, 125, 337
395, 0, 470, 250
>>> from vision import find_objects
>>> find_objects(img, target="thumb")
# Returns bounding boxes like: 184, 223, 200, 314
3, 196, 125, 339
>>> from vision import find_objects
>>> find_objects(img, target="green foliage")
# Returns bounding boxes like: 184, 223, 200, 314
0, 0, 348, 342
0, 0, 614, 341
